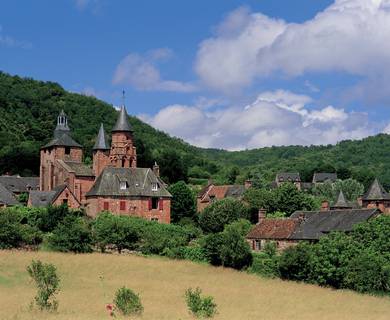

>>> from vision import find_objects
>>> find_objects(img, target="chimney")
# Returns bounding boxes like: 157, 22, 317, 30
258, 208, 266, 223
153, 162, 160, 177
298, 212, 306, 223
245, 179, 252, 189
321, 200, 330, 211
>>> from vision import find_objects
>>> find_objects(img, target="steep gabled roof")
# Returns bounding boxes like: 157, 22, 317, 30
42, 133, 82, 149
59, 160, 94, 177
362, 178, 390, 201
93, 123, 110, 150
112, 106, 133, 132
312, 172, 337, 183
28, 185, 80, 207
86, 167, 171, 198
0, 183, 20, 206
332, 190, 351, 209
247, 219, 300, 240
290, 208, 378, 240
197, 184, 245, 201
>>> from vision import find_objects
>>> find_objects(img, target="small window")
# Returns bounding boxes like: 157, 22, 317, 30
120, 201, 126, 211
151, 182, 158, 191
62, 199, 68, 206
151, 217, 159, 222
103, 202, 109, 211
255, 240, 261, 251
120, 181, 128, 190
152, 197, 158, 209
65, 147, 71, 155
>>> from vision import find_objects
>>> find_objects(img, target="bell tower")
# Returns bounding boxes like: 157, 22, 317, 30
109, 96, 137, 168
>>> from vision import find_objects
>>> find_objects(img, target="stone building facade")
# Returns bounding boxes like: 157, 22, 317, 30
29, 106, 171, 223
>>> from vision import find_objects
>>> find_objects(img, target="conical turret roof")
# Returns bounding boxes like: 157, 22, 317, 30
362, 178, 390, 201
333, 190, 350, 208
112, 106, 133, 132
93, 123, 110, 150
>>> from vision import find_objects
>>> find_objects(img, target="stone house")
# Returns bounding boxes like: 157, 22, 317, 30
273, 172, 301, 190
29, 106, 171, 223
0, 183, 20, 207
312, 172, 337, 185
197, 180, 251, 212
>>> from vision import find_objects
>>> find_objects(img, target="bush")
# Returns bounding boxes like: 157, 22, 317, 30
248, 252, 280, 278
27, 260, 60, 311
49, 215, 92, 253
114, 287, 143, 316
185, 287, 217, 318
168, 181, 196, 223
199, 198, 250, 233
279, 243, 312, 281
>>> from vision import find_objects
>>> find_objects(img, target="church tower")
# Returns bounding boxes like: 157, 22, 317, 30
92, 123, 110, 177
40, 110, 83, 191
109, 105, 137, 168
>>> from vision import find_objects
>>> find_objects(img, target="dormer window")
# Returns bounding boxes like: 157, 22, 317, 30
120, 181, 128, 190
152, 182, 158, 191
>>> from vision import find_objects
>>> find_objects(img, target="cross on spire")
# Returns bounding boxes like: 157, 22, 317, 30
122, 89, 126, 106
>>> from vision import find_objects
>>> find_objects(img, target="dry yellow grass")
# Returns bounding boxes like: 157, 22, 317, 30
0, 250, 389, 320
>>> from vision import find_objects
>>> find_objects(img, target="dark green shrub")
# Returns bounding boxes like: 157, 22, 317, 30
185, 287, 217, 318
27, 260, 60, 311
279, 243, 312, 281
0, 209, 24, 248
343, 250, 390, 293
181, 245, 208, 263
114, 287, 143, 316
248, 252, 280, 278
49, 215, 92, 253
168, 181, 196, 223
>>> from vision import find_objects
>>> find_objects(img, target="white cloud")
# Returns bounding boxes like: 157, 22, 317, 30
195, 0, 390, 92
141, 90, 377, 150
113, 49, 197, 93
383, 123, 390, 134
0, 25, 31, 49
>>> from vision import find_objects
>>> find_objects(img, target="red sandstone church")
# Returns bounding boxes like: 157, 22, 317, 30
28, 107, 171, 223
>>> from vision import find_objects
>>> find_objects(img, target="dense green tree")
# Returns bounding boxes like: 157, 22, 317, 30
198, 198, 250, 233
168, 181, 196, 223
226, 166, 240, 184
157, 149, 188, 184
312, 179, 364, 203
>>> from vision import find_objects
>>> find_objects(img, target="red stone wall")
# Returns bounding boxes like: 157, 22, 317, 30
363, 200, 390, 214
85, 196, 171, 223
110, 132, 137, 168
197, 198, 210, 212
52, 187, 80, 208
93, 150, 110, 177
74, 176, 95, 203
248, 239, 299, 252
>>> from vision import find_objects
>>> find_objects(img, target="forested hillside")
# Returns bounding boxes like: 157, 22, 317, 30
1, 71, 390, 189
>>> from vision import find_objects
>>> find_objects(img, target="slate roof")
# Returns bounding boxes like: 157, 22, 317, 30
59, 160, 94, 177
93, 123, 110, 150
0, 183, 20, 206
362, 179, 390, 201
42, 133, 82, 149
112, 106, 133, 132
247, 219, 300, 240
28, 184, 66, 207
0, 176, 39, 193
290, 208, 378, 240
312, 172, 337, 183
86, 167, 171, 198
332, 190, 351, 209
276, 172, 301, 182
301, 182, 314, 191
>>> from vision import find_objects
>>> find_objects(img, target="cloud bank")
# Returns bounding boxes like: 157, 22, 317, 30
195, 0, 390, 92
141, 90, 376, 150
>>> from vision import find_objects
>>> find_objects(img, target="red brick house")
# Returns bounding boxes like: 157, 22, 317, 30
29, 106, 171, 223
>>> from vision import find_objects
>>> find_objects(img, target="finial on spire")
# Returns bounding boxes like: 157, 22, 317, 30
122, 89, 126, 106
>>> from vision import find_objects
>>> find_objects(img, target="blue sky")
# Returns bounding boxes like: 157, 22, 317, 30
1, 0, 390, 150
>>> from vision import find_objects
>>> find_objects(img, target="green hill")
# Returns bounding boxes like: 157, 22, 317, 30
1, 71, 389, 189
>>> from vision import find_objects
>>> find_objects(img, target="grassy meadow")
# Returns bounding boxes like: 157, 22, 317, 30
0, 250, 389, 320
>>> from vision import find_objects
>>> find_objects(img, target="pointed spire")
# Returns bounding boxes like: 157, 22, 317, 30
362, 178, 390, 200
93, 124, 109, 150
333, 190, 350, 208
112, 105, 133, 133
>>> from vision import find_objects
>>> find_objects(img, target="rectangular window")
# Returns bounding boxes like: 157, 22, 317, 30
103, 202, 109, 211
151, 217, 159, 222
159, 198, 164, 210
65, 146, 71, 155
120, 201, 126, 211
120, 181, 128, 190
152, 197, 158, 210
255, 240, 261, 251
151, 182, 158, 191
62, 199, 68, 206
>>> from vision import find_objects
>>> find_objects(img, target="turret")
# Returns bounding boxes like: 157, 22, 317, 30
109, 104, 137, 168
93, 124, 110, 177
